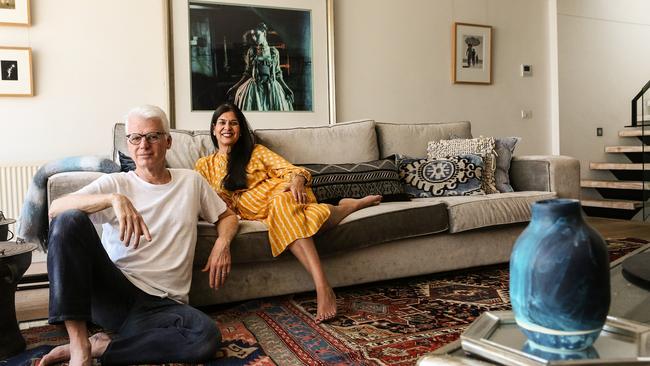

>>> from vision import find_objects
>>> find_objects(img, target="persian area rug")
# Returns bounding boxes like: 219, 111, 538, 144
12, 237, 646, 366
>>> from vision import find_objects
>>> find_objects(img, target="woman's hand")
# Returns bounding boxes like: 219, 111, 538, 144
202, 237, 232, 290
285, 175, 307, 204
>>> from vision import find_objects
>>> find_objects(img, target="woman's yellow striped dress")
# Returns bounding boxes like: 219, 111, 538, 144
195, 144, 331, 257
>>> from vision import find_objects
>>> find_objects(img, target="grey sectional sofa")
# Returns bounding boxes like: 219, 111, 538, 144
47, 120, 579, 307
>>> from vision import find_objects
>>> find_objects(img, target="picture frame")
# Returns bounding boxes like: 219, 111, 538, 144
452, 22, 492, 84
0, 0, 31, 26
167, 0, 335, 130
0, 46, 33, 97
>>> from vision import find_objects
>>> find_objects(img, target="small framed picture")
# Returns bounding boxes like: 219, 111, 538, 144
0, 0, 31, 26
0, 47, 33, 96
453, 22, 492, 84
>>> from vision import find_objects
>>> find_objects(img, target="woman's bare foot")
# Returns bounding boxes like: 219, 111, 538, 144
338, 195, 382, 210
315, 286, 337, 324
39, 333, 111, 366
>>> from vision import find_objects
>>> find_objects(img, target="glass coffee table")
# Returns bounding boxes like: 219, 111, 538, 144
417, 244, 650, 365
609, 244, 650, 323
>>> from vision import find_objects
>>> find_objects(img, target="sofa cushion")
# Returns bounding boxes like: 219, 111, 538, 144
494, 137, 521, 193
300, 158, 410, 204
397, 155, 486, 197
113, 123, 215, 169
418, 191, 557, 233
118, 151, 136, 172
375, 121, 472, 159
427, 136, 498, 194
47, 171, 106, 206
253, 120, 379, 164
195, 200, 448, 265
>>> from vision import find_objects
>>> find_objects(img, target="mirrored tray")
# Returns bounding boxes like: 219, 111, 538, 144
460, 311, 650, 365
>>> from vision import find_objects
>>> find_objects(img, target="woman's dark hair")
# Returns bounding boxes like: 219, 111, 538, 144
210, 103, 255, 191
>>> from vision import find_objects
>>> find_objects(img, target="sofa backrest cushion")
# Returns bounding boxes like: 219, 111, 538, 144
253, 119, 379, 164
113, 123, 215, 169
375, 121, 472, 158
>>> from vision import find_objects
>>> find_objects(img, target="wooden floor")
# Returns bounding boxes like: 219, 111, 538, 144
13, 217, 650, 322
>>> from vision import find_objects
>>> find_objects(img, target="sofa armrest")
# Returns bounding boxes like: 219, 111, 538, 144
510, 155, 580, 199
47, 171, 106, 208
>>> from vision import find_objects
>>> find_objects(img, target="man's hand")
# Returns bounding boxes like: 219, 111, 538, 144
202, 237, 231, 289
111, 193, 151, 248
285, 175, 307, 204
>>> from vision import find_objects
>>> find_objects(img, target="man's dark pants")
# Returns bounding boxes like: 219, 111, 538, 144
47, 210, 220, 364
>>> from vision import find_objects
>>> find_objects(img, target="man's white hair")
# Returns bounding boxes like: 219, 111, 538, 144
125, 105, 170, 133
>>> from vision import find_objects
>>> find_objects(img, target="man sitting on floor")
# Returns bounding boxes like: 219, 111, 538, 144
40, 105, 239, 366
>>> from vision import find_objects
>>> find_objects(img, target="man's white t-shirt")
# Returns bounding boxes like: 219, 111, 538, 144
73, 169, 227, 304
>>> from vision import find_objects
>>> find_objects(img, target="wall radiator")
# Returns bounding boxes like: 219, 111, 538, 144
0, 164, 40, 225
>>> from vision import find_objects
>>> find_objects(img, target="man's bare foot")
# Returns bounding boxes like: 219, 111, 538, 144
89, 332, 111, 358
68, 338, 92, 366
315, 286, 337, 324
39, 343, 72, 366
40, 340, 90, 366
39, 333, 111, 366
338, 195, 382, 210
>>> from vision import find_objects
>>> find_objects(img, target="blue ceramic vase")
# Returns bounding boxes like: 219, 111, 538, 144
510, 199, 610, 351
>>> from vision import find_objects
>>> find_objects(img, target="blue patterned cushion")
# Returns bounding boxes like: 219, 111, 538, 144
300, 159, 410, 204
397, 154, 486, 197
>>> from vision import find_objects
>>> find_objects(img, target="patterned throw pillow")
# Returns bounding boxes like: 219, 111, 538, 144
397, 154, 486, 197
300, 159, 410, 204
426, 137, 497, 194
494, 137, 521, 192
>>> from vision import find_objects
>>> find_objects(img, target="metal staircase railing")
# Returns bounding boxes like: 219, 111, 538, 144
631, 80, 650, 220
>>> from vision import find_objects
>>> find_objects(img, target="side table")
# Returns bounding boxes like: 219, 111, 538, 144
0, 241, 38, 360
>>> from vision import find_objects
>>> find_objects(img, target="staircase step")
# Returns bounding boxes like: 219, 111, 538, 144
581, 180, 650, 190
581, 199, 643, 210
590, 162, 650, 170
605, 146, 649, 153
619, 128, 650, 137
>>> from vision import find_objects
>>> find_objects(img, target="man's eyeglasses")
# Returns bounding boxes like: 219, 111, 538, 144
126, 132, 167, 145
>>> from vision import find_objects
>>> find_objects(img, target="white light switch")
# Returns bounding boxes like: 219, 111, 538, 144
521, 64, 532, 77
521, 110, 532, 119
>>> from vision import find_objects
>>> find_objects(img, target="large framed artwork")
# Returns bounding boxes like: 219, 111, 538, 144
168, 0, 335, 130
452, 22, 492, 85
0, 46, 33, 96
0, 0, 30, 26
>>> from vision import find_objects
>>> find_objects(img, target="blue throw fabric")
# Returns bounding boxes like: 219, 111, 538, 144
16, 156, 120, 251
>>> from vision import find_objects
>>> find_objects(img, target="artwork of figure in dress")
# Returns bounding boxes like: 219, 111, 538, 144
226, 23, 294, 111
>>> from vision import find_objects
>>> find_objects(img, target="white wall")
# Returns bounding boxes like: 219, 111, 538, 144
558, 0, 650, 185
1, 0, 555, 166
334, 0, 554, 155
0, 0, 169, 165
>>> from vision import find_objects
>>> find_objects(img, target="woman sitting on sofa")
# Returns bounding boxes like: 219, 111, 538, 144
195, 103, 381, 323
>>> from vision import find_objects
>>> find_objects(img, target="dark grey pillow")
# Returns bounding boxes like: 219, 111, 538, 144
118, 151, 136, 172
300, 159, 410, 204
494, 137, 521, 192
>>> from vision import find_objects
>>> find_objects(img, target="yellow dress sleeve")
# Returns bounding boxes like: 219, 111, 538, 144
195, 154, 235, 209
255, 145, 312, 184
194, 157, 210, 181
